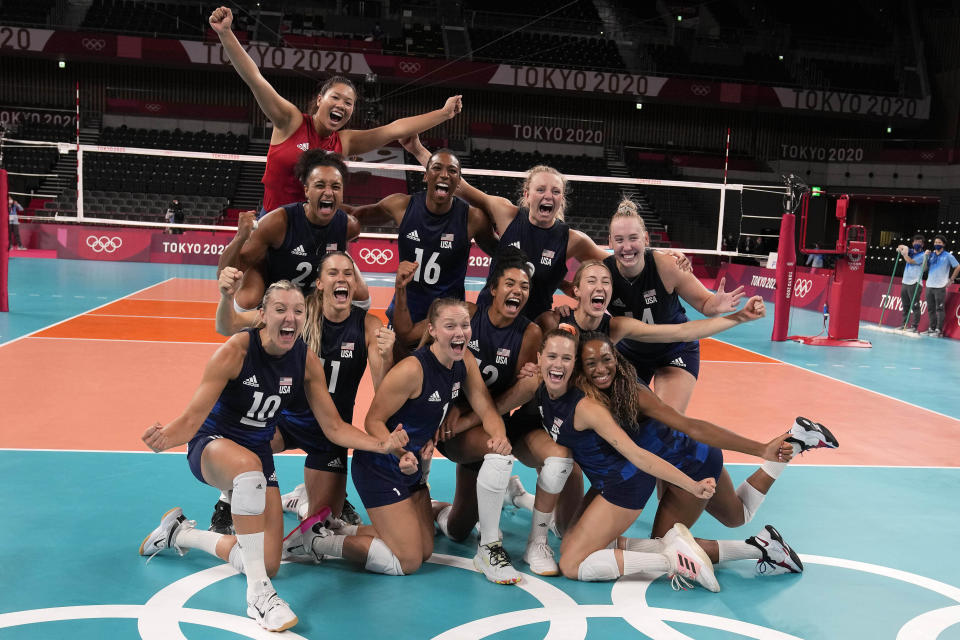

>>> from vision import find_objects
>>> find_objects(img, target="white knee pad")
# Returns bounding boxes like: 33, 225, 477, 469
578, 549, 621, 582
537, 457, 574, 495
364, 538, 404, 576
477, 453, 514, 492
735, 480, 765, 525
228, 542, 245, 574
231, 471, 267, 516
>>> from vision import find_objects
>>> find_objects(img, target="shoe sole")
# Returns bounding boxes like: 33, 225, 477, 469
670, 523, 720, 593
139, 506, 181, 555
792, 417, 839, 450
798, 416, 839, 448
473, 555, 521, 584
282, 505, 332, 546
764, 525, 803, 572
248, 608, 298, 632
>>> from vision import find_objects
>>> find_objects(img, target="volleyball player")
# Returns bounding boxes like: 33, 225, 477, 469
288, 299, 520, 584
138, 280, 407, 632
217, 151, 373, 311
348, 149, 498, 330
605, 199, 746, 412
212, 252, 395, 536
209, 6, 462, 214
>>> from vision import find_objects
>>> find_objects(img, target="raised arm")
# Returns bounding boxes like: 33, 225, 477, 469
635, 386, 791, 461
304, 350, 406, 453
577, 398, 715, 499
215, 266, 260, 336
567, 229, 610, 262
467, 206, 500, 257
364, 313, 395, 388
208, 7, 301, 136
340, 96, 462, 157
462, 351, 510, 455
609, 295, 766, 344
142, 335, 246, 452
346, 193, 409, 228
217, 209, 285, 277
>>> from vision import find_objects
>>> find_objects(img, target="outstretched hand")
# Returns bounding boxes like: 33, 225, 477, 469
710, 277, 746, 314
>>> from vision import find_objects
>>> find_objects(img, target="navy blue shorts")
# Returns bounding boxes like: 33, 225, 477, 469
351, 450, 426, 509
632, 342, 701, 385
597, 471, 657, 511
504, 401, 542, 445
276, 413, 348, 474
187, 428, 279, 488
683, 445, 723, 483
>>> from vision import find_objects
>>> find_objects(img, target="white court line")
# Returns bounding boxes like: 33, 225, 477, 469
700, 360, 785, 365
0, 277, 177, 349
85, 313, 215, 321
25, 336, 223, 345
710, 336, 960, 424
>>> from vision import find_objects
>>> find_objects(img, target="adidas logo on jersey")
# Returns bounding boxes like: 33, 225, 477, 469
428, 390, 442, 402
296, 142, 310, 151
406, 230, 420, 242
291, 245, 307, 256
327, 458, 345, 469
612, 298, 625, 307
243, 375, 259, 387
669, 357, 686, 368
508, 241, 520, 249
468, 339, 479, 352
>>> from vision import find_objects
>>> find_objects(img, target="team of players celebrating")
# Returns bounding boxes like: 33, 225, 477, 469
137, 7, 840, 633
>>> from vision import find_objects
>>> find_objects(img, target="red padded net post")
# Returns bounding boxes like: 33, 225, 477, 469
770, 210, 796, 341
0, 169, 9, 312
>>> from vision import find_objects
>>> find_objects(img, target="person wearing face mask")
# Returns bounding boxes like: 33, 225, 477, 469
896, 234, 927, 332
208, 6, 462, 215
922, 235, 960, 337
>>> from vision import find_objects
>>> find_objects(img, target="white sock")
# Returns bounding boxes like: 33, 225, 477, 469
436, 505, 453, 539
718, 539, 762, 563
760, 460, 786, 479
476, 454, 513, 546
235, 532, 271, 596
219, 490, 231, 503
513, 490, 535, 512
621, 536, 665, 553
622, 550, 669, 575
228, 542, 245, 573
175, 527, 222, 557
735, 480, 766, 524
311, 533, 346, 559
528, 508, 552, 544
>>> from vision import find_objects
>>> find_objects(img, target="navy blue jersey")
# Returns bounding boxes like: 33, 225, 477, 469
536, 383, 639, 490
603, 252, 696, 365
622, 384, 711, 473
483, 209, 569, 320
386, 347, 466, 455
285, 306, 369, 423
265, 203, 349, 295
559, 312, 610, 337
468, 301, 531, 399
202, 329, 308, 448
394, 191, 470, 320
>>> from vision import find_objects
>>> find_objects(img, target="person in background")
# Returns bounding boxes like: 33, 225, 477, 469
896, 234, 926, 332
8, 196, 25, 250
167, 198, 184, 235
922, 235, 960, 337
805, 243, 824, 269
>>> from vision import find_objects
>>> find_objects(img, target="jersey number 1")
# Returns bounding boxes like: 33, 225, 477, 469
413, 248, 441, 285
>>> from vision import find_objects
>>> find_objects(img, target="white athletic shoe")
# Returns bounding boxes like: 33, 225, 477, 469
247, 589, 298, 632
503, 475, 528, 509
139, 507, 194, 559
523, 540, 560, 576
474, 540, 521, 585
746, 525, 803, 576
785, 417, 839, 454
281, 483, 308, 518
282, 506, 331, 562
661, 523, 720, 592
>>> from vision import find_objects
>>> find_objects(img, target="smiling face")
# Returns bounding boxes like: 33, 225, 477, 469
316, 253, 355, 312
538, 334, 577, 396
424, 152, 461, 210
579, 338, 617, 391
260, 287, 306, 352
490, 267, 530, 320
428, 302, 472, 364
303, 164, 344, 224
609, 216, 647, 272
316, 83, 356, 131
523, 171, 565, 227
573, 263, 612, 318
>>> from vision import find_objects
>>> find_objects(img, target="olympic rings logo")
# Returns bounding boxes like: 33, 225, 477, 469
690, 84, 711, 96
86, 235, 123, 253
82, 38, 106, 51
398, 61, 422, 74
955, 302, 960, 327
793, 278, 813, 299
358, 248, 393, 265
145, 103, 162, 112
